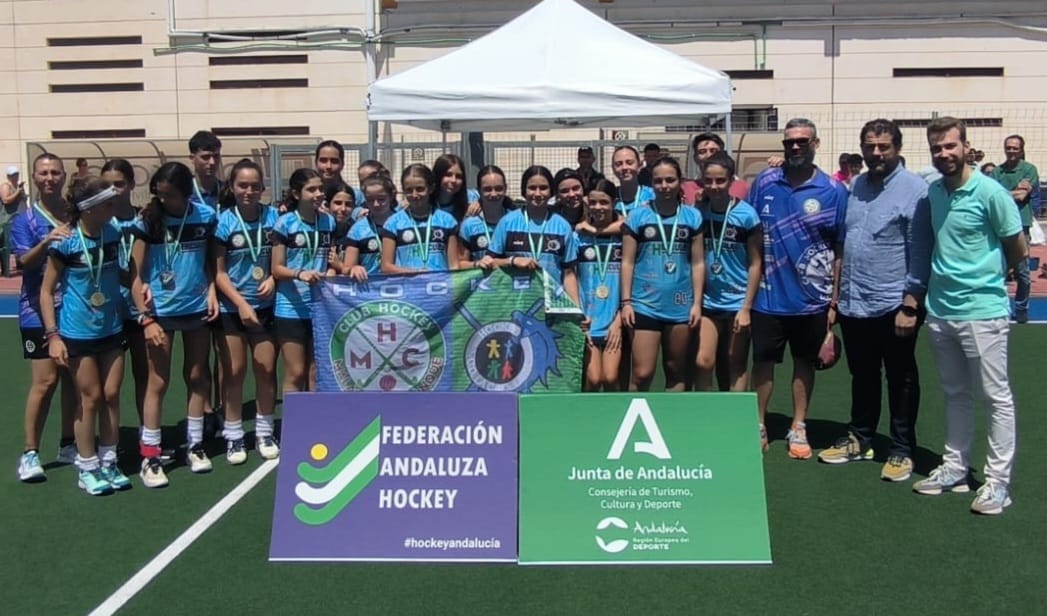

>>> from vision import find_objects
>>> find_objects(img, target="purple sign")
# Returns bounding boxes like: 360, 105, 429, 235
269, 392, 518, 561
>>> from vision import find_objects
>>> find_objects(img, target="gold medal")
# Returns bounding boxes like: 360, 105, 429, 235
89, 291, 106, 308
595, 284, 610, 300
251, 266, 265, 281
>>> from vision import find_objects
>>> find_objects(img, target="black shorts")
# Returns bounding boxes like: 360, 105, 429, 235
589, 337, 607, 349
220, 308, 275, 338
63, 332, 127, 359
751, 310, 827, 364
123, 319, 142, 335
703, 309, 737, 323
20, 327, 48, 360
632, 310, 688, 332
276, 317, 313, 344
155, 311, 209, 332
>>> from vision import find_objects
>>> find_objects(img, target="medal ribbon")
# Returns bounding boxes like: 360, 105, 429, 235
408, 211, 433, 264
524, 210, 549, 263
295, 211, 320, 264
164, 204, 191, 272
235, 204, 265, 264
709, 199, 737, 267
594, 239, 614, 283
33, 202, 61, 228
656, 207, 681, 261
76, 224, 104, 292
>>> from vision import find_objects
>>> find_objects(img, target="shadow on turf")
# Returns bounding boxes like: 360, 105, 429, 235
112, 399, 283, 475
764, 411, 965, 480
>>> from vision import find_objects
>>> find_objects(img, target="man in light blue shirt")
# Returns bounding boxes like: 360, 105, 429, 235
905, 117, 1027, 516
819, 120, 927, 482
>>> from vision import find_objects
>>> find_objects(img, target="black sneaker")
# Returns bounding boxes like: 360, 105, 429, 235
1016, 309, 1029, 324
203, 410, 223, 441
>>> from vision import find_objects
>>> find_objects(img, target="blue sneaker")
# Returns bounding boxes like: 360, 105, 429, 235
971, 482, 1012, 515
912, 465, 970, 495
17, 451, 45, 482
78, 468, 114, 496
101, 462, 132, 491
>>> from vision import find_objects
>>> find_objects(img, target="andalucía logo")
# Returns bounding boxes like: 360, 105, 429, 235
329, 300, 445, 391
458, 297, 563, 392
293, 416, 381, 526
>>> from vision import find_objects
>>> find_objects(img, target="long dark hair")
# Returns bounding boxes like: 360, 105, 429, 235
476, 165, 515, 211
281, 167, 322, 212
431, 153, 469, 219
143, 162, 194, 239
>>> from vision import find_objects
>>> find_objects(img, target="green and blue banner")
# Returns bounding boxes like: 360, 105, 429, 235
518, 393, 772, 564
312, 270, 585, 393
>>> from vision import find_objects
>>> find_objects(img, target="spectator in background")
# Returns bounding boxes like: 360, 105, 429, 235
682, 133, 750, 205
847, 154, 864, 180
0, 166, 27, 277
67, 157, 89, 198
188, 130, 224, 210
637, 142, 661, 186
575, 146, 605, 195
989, 134, 1039, 323
833, 153, 853, 184
981, 162, 997, 175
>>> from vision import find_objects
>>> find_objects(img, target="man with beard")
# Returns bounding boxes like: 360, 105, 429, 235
748, 118, 847, 458
907, 116, 1026, 515
989, 134, 1039, 323
818, 119, 927, 482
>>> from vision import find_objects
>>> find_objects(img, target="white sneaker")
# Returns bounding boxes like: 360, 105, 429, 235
256, 435, 280, 460
57, 443, 77, 465
139, 457, 169, 488
226, 439, 247, 466
187, 444, 213, 473
971, 482, 1012, 515
17, 450, 46, 482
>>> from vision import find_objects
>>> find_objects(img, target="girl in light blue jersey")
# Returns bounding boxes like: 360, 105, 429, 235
214, 159, 280, 464
612, 145, 655, 217
381, 164, 460, 274
325, 181, 356, 274
271, 168, 333, 394
577, 180, 624, 391
40, 177, 129, 495
696, 153, 762, 392
552, 168, 586, 227
130, 162, 220, 487
620, 157, 705, 392
101, 159, 147, 427
432, 154, 479, 222
459, 165, 513, 267
344, 174, 396, 281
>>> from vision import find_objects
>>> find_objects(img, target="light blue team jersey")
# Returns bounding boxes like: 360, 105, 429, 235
616, 185, 655, 216
702, 201, 760, 312
49, 222, 123, 341
749, 167, 848, 315
272, 211, 335, 319
436, 188, 481, 219
215, 204, 280, 313
381, 208, 459, 271
130, 202, 217, 318
192, 179, 222, 210
458, 215, 502, 261
113, 215, 138, 321
345, 218, 384, 275
623, 205, 704, 322
576, 231, 622, 339
488, 209, 579, 284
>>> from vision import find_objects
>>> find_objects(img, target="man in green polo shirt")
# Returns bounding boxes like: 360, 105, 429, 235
989, 134, 1039, 323
903, 117, 1027, 516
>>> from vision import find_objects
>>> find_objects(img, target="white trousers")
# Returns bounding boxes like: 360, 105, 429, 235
926, 316, 1017, 487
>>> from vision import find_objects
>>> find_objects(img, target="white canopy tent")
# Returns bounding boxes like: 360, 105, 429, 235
366, 0, 733, 133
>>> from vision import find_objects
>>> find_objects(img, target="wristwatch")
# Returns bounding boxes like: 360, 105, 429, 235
136, 311, 155, 326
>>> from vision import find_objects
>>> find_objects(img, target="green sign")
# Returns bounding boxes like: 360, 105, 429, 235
519, 393, 771, 564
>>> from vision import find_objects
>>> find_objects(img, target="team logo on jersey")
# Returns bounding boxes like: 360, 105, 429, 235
547, 239, 561, 252
643, 226, 657, 239
294, 233, 306, 247
476, 235, 489, 249
328, 300, 445, 391
725, 226, 738, 241
458, 297, 564, 393
193, 226, 207, 239
231, 233, 246, 248
803, 198, 821, 214
366, 238, 380, 252
402, 229, 415, 243
583, 246, 596, 260
432, 229, 445, 241
676, 228, 689, 240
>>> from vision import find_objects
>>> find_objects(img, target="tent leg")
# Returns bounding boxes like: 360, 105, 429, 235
725, 115, 734, 157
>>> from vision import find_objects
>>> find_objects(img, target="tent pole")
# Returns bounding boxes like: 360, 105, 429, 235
725, 113, 734, 157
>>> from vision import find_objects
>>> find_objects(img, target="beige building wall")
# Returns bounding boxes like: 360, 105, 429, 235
1, 0, 1046, 181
